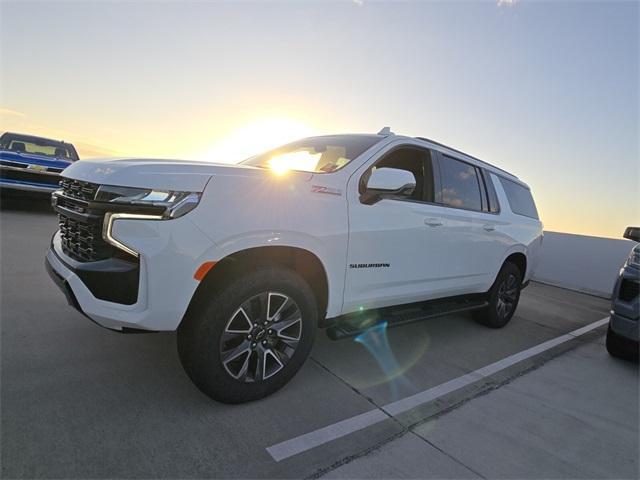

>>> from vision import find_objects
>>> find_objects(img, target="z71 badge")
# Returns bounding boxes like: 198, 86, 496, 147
349, 263, 390, 269
311, 185, 341, 196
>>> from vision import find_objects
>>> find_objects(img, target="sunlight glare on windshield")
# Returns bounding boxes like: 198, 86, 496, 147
268, 150, 320, 175
200, 118, 317, 164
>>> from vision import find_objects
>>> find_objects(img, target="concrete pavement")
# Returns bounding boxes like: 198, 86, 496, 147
1, 197, 637, 479
324, 340, 639, 479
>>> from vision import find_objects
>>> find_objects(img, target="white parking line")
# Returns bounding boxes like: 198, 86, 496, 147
266, 317, 609, 462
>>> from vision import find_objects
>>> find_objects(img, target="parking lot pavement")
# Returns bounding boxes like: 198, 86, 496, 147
326, 340, 639, 479
1, 199, 637, 479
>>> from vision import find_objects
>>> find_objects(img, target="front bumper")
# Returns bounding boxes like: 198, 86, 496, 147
609, 312, 639, 342
609, 265, 639, 342
48, 233, 140, 305
45, 214, 219, 332
0, 165, 62, 193
0, 178, 59, 193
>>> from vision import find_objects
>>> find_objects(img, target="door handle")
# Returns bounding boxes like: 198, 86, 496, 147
483, 224, 496, 232
425, 218, 443, 227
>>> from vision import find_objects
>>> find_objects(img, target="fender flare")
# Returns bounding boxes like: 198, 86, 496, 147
193, 230, 342, 318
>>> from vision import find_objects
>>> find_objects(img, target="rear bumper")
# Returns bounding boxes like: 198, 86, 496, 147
45, 214, 219, 332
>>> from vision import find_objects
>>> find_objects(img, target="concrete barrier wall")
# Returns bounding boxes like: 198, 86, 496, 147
532, 231, 635, 299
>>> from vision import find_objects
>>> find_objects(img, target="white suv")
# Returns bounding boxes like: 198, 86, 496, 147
46, 129, 543, 403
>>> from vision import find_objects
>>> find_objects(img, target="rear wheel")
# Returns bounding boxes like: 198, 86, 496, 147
177, 266, 317, 403
474, 261, 522, 328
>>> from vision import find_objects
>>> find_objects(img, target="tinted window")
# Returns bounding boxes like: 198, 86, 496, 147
438, 156, 483, 211
483, 170, 501, 213
499, 177, 539, 219
368, 147, 433, 202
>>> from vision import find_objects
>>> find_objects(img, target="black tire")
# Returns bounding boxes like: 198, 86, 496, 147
606, 325, 639, 362
177, 266, 317, 403
474, 261, 523, 328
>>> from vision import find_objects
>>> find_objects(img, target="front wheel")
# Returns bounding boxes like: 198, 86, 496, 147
177, 266, 317, 403
474, 261, 523, 328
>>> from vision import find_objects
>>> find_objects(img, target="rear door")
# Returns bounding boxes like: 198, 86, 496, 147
432, 153, 507, 294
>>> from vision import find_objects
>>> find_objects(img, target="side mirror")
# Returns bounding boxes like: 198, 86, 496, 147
361, 167, 416, 205
623, 226, 640, 242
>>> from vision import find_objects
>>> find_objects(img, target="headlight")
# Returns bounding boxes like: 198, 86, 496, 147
626, 246, 640, 268
96, 186, 202, 258
95, 185, 201, 219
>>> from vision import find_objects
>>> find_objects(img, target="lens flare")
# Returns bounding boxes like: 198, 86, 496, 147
354, 320, 418, 398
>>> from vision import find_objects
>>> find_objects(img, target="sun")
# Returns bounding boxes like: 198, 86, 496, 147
199, 118, 318, 165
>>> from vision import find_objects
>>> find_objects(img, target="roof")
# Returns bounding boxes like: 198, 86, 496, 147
1, 131, 72, 145
414, 136, 518, 180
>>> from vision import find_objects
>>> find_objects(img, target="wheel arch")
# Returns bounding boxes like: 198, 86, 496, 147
486, 246, 529, 291
183, 245, 330, 327
503, 251, 527, 281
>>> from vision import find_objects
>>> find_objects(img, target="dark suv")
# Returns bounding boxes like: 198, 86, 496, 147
606, 226, 640, 362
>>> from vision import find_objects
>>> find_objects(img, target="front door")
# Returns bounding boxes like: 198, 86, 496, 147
343, 145, 449, 314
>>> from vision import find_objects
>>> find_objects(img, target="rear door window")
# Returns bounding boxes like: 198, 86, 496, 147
499, 177, 539, 219
437, 155, 483, 211
482, 170, 501, 213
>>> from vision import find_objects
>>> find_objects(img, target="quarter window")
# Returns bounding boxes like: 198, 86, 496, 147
499, 177, 539, 219
438, 156, 483, 211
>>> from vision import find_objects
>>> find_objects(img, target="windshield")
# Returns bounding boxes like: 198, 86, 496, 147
241, 135, 382, 174
0, 133, 79, 161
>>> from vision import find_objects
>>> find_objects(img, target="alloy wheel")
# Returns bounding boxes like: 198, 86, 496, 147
496, 273, 518, 319
220, 292, 302, 382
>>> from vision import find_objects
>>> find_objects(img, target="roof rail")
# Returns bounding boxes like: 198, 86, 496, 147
415, 136, 516, 178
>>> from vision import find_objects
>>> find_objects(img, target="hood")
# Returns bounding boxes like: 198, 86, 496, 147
0, 150, 74, 169
60, 157, 313, 192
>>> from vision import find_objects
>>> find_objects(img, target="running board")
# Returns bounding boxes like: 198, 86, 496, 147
326, 296, 489, 341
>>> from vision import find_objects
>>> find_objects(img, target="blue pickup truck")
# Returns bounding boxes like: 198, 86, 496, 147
0, 132, 79, 194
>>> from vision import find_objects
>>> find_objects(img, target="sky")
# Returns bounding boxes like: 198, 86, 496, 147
1, 0, 638, 238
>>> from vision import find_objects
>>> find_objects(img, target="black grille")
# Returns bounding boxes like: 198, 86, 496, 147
57, 179, 114, 262
58, 214, 113, 262
60, 178, 99, 201
619, 279, 639, 302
